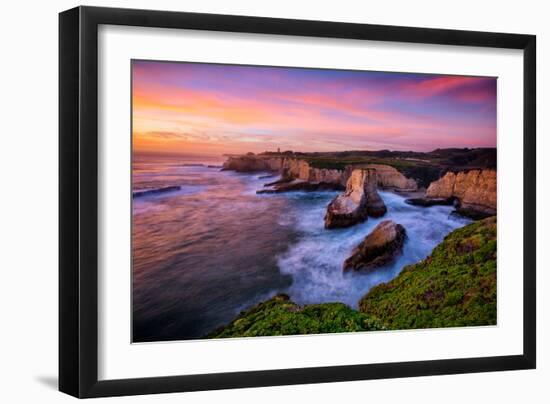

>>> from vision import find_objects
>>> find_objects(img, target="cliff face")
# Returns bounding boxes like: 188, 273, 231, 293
426, 169, 496, 215
221, 155, 274, 172
223, 156, 344, 186
324, 169, 386, 229
223, 155, 417, 190
280, 158, 343, 185
364, 164, 418, 191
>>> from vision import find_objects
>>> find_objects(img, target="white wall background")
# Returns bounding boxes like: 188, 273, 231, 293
0, 0, 546, 402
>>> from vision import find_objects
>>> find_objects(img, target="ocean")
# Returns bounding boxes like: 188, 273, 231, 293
132, 155, 471, 342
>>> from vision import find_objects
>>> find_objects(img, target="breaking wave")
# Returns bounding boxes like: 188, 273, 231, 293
276, 191, 471, 307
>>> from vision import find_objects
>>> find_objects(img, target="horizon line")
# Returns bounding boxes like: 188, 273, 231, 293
133, 146, 497, 158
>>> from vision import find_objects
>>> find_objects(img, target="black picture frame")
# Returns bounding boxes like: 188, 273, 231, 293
59, 5, 536, 398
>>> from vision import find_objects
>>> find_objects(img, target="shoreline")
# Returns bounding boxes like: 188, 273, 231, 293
132, 155, 496, 342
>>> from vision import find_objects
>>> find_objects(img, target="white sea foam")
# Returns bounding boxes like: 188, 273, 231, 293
276, 191, 471, 308
133, 161, 474, 339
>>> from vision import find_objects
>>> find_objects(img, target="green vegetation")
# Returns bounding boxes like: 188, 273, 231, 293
301, 156, 442, 188
259, 148, 496, 188
359, 216, 497, 329
206, 294, 385, 338
304, 156, 417, 170
207, 217, 497, 338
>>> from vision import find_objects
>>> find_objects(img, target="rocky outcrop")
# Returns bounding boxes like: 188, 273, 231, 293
358, 217, 497, 329
221, 155, 277, 172
279, 158, 344, 185
364, 164, 418, 191
324, 169, 386, 229
343, 220, 406, 272
308, 167, 344, 185
405, 197, 455, 207
206, 294, 385, 338
280, 158, 310, 180
257, 180, 342, 194
426, 169, 496, 216
223, 155, 418, 193
133, 186, 181, 198
224, 155, 345, 189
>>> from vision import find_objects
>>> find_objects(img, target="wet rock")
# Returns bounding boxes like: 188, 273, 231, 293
132, 186, 181, 198
264, 176, 294, 187
324, 169, 387, 229
425, 169, 496, 217
453, 207, 494, 220
405, 197, 455, 207
343, 220, 406, 272
257, 180, 343, 194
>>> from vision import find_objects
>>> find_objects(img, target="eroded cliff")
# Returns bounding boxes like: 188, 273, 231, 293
425, 169, 496, 216
223, 155, 417, 191
364, 164, 418, 191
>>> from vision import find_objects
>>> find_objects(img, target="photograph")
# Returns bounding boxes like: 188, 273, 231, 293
131, 60, 497, 343
0, 1, 543, 401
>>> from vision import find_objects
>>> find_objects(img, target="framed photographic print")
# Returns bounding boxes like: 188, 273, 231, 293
59, 6, 536, 398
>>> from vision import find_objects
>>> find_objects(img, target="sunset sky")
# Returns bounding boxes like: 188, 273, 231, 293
132, 60, 497, 157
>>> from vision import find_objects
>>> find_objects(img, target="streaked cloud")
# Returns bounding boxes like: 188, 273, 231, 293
132, 61, 496, 155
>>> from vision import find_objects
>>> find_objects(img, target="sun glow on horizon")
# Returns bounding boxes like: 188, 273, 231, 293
132, 61, 497, 156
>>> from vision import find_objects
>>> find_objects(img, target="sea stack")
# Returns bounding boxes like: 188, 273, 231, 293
343, 220, 406, 272
324, 169, 386, 229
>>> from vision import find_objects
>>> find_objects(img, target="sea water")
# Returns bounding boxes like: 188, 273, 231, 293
132, 156, 471, 342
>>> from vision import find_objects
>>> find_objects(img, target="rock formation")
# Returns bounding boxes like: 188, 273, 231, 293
324, 169, 386, 229
358, 217, 496, 329
257, 180, 341, 194
221, 155, 276, 172
405, 197, 455, 207
364, 164, 418, 191
133, 186, 181, 198
425, 169, 496, 217
343, 220, 406, 272
223, 155, 345, 190
223, 155, 419, 193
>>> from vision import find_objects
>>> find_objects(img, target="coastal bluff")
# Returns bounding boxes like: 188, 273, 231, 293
425, 169, 496, 217
222, 154, 418, 191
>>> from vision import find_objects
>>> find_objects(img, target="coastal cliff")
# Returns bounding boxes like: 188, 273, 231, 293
223, 155, 345, 186
363, 164, 417, 191
426, 169, 496, 216
223, 155, 418, 191
223, 154, 495, 219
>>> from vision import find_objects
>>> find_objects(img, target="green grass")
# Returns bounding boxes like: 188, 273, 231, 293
257, 149, 495, 188
299, 156, 441, 187
359, 216, 497, 329
206, 294, 385, 338
206, 218, 497, 338
302, 156, 421, 171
